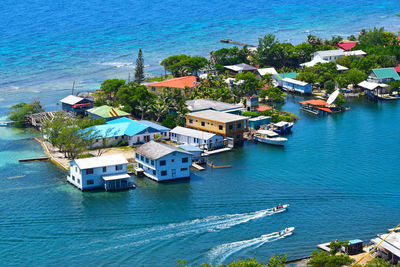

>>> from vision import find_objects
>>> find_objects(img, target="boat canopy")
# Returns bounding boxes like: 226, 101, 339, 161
256, 129, 279, 137
274, 121, 289, 127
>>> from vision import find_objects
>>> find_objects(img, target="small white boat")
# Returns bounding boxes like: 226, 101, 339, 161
254, 130, 287, 146
272, 204, 289, 213
269, 121, 294, 134
279, 227, 295, 237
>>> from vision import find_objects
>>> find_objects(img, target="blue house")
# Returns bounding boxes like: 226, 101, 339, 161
248, 116, 270, 130
138, 120, 170, 140
60, 95, 93, 115
86, 118, 166, 148
282, 78, 312, 94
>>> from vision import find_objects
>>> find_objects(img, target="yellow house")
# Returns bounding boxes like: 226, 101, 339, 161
185, 110, 248, 143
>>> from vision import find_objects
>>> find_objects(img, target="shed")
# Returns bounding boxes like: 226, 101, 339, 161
248, 116, 271, 130
343, 239, 363, 255
282, 78, 312, 94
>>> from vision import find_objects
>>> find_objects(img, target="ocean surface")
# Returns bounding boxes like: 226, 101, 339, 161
1, 0, 400, 266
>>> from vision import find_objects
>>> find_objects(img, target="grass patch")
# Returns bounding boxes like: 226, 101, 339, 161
77, 153, 95, 159
146, 75, 173, 82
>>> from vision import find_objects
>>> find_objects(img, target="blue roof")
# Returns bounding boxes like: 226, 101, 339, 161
138, 120, 170, 131
177, 144, 202, 152
349, 239, 363, 245
107, 117, 135, 124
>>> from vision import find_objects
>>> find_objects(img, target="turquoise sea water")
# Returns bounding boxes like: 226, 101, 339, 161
1, 0, 400, 265
1, 98, 400, 266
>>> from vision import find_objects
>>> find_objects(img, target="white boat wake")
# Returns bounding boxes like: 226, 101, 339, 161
208, 229, 294, 265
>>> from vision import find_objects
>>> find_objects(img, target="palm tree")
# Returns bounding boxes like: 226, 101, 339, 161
151, 101, 168, 122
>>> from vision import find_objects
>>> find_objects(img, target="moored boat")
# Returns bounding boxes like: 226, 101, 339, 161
254, 130, 287, 146
269, 121, 294, 134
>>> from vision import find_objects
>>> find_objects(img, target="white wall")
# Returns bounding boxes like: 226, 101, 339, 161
170, 133, 224, 150
135, 151, 192, 181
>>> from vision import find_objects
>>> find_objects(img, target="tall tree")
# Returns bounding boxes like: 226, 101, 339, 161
134, 49, 145, 84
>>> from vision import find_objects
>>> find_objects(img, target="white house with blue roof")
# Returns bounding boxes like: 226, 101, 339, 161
86, 118, 168, 148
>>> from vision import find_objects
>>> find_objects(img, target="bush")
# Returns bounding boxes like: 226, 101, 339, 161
8, 100, 44, 127
242, 111, 258, 117
308, 251, 352, 267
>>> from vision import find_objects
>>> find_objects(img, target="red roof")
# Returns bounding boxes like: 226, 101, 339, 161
395, 64, 400, 73
337, 42, 356, 51
148, 76, 197, 89
316, 107, 332, 113
258, 105, 272, 112
299, 99, 329, 106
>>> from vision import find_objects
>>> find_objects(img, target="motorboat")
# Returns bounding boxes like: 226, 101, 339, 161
269, 121, 294, 134
279, 227, 295, 237
254, 130, 287, 146
272, 204, 289, 213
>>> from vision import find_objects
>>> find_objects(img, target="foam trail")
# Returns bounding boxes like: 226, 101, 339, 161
209, 232, 289, 265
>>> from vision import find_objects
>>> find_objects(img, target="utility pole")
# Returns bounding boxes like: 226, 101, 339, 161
72, 81, 75, 95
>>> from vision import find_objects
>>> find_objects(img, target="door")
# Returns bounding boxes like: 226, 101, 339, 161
172, 169, 176, 178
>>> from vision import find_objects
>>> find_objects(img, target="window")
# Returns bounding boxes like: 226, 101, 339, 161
151, 160, 154, 165
229, 125, 233, 130
160, 160, 166, 166
102, 167, 107, 172
75, 166, 77, 172
87, 179, 94, 185
171, 159, 175, 162
237, 123, 241, 129
135, 153, 139, 159
115, 165, 123, 171
161, 170, 167, 176
201, 121, 205, 126
189, 119, 193, 124
141, 155, 144, 161
86, 169, 93, 175
219, 125, 223, 130
72, 175, 75, 181
153, 170, 156, 175
145, 158, 149, 164
138, 163, 143, 168
236, 134, 241, 139
77, 179, 81, 184
151, 87, 156, 91
182, 157, 188, 163
181, 168, 188, 171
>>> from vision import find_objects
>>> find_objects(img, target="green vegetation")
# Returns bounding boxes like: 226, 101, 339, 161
259, 87, 286, 103
42, 112, 102, 159
307, 250, 352, 267
161, 54, 208, 77
334, 93, 346, 107
146, 74, 174, 82
134, 49, 145, 84
179, 255, 286, 267
242, 111, 259, 117
8, 100, 44, 127
77, 153, 95, 159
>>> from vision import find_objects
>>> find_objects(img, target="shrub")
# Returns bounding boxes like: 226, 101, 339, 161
242, 111, 258, 117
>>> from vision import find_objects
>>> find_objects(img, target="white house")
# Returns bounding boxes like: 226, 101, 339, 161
312, 49, 345, 62
68, 154, 130, 191
135, 141, 192, 182
170, 126, 224, 150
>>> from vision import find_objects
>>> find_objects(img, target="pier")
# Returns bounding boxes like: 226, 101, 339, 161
191, 162, 205, 171
220, 39, 256, 47
19, 157, 49, 162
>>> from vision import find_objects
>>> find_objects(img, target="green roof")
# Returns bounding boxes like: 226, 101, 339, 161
273, 72, 297, 80
372, 68, 400, 81
87, 105, 130, 119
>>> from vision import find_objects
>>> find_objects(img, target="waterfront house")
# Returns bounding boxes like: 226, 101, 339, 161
68, 154, 130, 191
299, 99, 332, 115
60, 95, 93, 115
147, 76, 198, 96
224, 63, 258, 76
358, 81, 389, 99
185, 99, 244, 114
272, 72, 297, 87
248, 116, 270, 130
257, 67, 278, 78
177, 144, 202, 161
282, 78, 312, 94
170, 126, 224, 150
368, 68, 400, 84
87, 105, 131, 121
135, 141, 192, 182
85, 117, 166, 148
185, 110, 248, 144
371, 232, 400, 265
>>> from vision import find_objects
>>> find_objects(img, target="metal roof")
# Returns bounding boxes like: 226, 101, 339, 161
186, 110, 248, 123
87, 105, 130, 118
273, 72, 297, 81
138, 120, 170, 131
372, 68, 400, 80
60, 95, 85, 105
358, 81, 388, 90
73, 154, 128, 170
135, 141, 191, 160
102, 173, 130, 181
177, 144, 202, 152
171, 126, 217, 140
372, 232, 400, 258
282, 77, 309, 87
315, 49, 345, 57
257, 67, 278, 76
300, 58, 348, 71
344, 50, 366, 57
185, 99, 242, 112
224, 63, 257, 72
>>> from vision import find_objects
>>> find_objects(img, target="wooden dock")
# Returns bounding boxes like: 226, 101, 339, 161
220, 39, 256, 47
19, 157, 49, 162
191, 162, 205, 171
